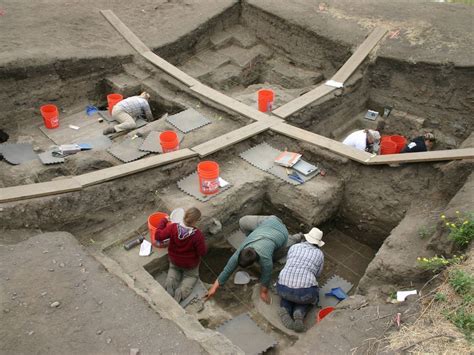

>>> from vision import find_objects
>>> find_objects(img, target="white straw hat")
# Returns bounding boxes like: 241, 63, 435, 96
304, 227, 324, 247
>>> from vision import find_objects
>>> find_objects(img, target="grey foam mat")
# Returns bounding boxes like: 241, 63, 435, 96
139, 131, 185, 153
166, 108, 211, 133
239, 142, 280, 171
107, 137, 150, 163
318, 274, 353, 308
2, 143, 38, 165
177, 171, 231, 202
154, 271, 207, 309
77, 135, 112, 150
240, 142, 320, 185
216, 313, 277, 354
38, 150, 65, 165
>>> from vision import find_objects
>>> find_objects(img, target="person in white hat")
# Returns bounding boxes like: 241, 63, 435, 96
342, 129, 381, 154
276, 227, 325, 332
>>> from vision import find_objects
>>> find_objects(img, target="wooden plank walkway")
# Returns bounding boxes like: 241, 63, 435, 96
273, 27, 387, 119
270, 122, 373, 163
74, 148, 197, 187
0, 179, 82, 203
192, 121, 273, 157
368, 148, 474, 164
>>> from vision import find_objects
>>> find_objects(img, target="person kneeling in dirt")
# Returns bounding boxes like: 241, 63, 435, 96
401, 132, 435, 153
342, 129, 381, 154
206, 215, 301, 304
276, 227, 325, 333
102, 92, 153, 135
154, 207, 207, 303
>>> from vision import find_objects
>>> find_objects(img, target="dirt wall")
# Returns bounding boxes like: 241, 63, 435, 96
369, 57, 474, 141
241, 2, 350, 78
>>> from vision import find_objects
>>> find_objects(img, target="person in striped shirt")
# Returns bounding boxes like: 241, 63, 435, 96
277, 227, 325, 332
206, 215, 301, 304
103, 92, 153, 135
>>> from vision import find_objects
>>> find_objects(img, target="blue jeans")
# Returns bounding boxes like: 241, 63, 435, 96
276, 283, 319, 318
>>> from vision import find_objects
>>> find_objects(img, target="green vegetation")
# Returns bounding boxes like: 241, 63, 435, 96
447, 308, 474, 341
442, 211, 474, 248
449, 269, 474, 297
417, 255, 464, 272
434, 292, 447, 302
418, 225, 435, 239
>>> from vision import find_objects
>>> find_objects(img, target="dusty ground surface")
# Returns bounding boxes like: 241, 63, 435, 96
0, 232, 204, 355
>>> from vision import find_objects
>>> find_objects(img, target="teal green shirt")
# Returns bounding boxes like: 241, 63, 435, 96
218, 217, 288, 287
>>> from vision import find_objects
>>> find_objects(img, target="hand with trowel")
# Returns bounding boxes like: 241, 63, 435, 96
205, 215, 301, 304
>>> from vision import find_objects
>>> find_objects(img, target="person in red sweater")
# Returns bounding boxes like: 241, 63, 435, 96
154, 207, 207, 303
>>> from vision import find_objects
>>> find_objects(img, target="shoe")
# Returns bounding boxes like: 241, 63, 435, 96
278, 307, 295, 330
293, 311, 306, 333
102, 126, 116, 135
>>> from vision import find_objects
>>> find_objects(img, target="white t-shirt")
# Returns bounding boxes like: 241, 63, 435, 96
342, 130, 367, 151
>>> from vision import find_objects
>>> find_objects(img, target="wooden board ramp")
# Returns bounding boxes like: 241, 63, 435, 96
272, 27, 387, 119
331, 27, 387, 83
192, 121, 272, 157
368, 148, 474, 164
0, 179, 82, 203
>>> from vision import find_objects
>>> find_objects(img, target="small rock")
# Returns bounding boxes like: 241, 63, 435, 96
3, 308, 10, 313
96, 329, 103, 335
52, 259, 57, 264
97, 300, 103, 305
106, 338, 112, 344
28, 331, 35, 336
48, 269, 55, 272
59, 263, 65, 268
78, 263, 83, 267
5, 277, 9, 281
42, 250, 48, 254
50, 301, 60, 308
130, 348, 140, 355
12, 292, 17, 296
41, 292, 47, 297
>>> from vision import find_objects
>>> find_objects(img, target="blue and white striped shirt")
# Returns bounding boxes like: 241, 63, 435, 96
278, 242, 324, 289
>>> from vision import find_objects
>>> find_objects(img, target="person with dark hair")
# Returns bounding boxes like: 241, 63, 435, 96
154, 207, 207, 303
206, 215, 299, 304
401, 132, 435, 153
277, 228, 325, 332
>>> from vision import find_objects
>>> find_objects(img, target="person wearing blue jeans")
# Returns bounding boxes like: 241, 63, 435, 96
276, 227, 325, 332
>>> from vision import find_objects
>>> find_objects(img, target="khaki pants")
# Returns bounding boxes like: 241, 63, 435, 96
111, 108, 137, 132
165, 262, 199, 303
238, 215, 302, 260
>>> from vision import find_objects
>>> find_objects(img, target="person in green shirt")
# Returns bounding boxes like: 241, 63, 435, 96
206, 215, 298, 304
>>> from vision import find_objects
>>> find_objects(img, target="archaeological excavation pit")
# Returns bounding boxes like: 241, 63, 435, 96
1, 1, 473, 354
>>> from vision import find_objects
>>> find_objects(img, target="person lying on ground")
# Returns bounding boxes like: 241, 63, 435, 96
103, 91, 153, 135
401, 132, 435, 153
342, 129, 381, 154
153, 207, 207, 303
276, 227, 325, 333
205, 215, 301, 304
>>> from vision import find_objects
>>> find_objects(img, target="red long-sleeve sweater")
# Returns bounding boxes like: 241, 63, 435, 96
153, 218, 207, 269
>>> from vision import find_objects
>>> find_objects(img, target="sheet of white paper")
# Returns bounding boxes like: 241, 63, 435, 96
69, 125, 80, 130
325, 79, 344, 88
139, 239, 152, 256
396, 290, 417, 301
218, 177, 229, 187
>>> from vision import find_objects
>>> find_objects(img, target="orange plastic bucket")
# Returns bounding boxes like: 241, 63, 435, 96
107, 93, 123, 114
40, 104, 59, 129
389, 135, 407, 153
159, 131, 179, 153
148, 212, 169, 247
380, 139, 397, 155
258, 89, 274, 112
197, 161, 220, 195
317, 306, 335, 323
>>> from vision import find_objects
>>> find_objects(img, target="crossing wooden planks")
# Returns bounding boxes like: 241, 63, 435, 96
192, 121, 273, 157
331, 27, 387, 83
270, 122, 373, 163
